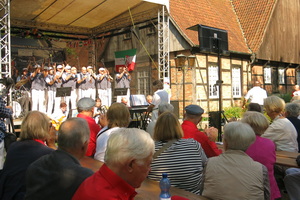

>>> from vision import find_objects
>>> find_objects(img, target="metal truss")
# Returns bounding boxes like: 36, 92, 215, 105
157, 6, 170, 83
0, 0, 11, 80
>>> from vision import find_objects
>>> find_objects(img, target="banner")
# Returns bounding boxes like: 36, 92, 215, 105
114, 49, 137, 72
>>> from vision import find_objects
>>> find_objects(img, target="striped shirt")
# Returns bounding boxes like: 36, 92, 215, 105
148, 138, 207, 195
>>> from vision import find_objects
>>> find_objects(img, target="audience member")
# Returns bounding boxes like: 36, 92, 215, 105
0, 96, 12, 168
77, 97, 101, 157
200, 121, 270, 200
181, 104, 222, 157
72, 128, 154, 200
292, 85, 300, 96
146, 103, 174, 137
247, 102, 262, 112
284, 168, 300, 200
242, 111, 281, 200
148, 112, 207, 195
94, 103, 130, 162
0, 111, 55, 200
285, 102, 300, 152
262, 96, 298, 152
147, 80, 169, 121
25, 118, 94, 200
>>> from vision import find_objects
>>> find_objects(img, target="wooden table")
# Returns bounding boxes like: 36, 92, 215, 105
79, 156, 103, 172
275, 151, 300, 168
216, 143, 300, 168
135, 179, 209, 200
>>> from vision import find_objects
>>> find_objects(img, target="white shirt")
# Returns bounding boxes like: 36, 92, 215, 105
262, 117, 298, 152
293, 90, 300, 96
151, 89, 169, 121
245, 86, 267, 105
94, 127, 120, 162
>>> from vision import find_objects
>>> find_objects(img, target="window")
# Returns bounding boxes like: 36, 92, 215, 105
208, 65, 219, 98
137, 70, 149, 95
297, 70, 300, 85
232, 67, 241, 97
278, 68, 285, 84
264, 66, 271, 84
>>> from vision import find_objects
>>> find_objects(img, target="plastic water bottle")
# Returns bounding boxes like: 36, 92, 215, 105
159, 173, 171, 200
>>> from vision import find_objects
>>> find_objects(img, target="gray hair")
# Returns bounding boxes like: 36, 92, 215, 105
105, 128, 155, 166
158, 103, 174, 114
223, 121, 256, 151
285, 103, 300, 117
58, 118, 90, 150
241, 111, 269, 136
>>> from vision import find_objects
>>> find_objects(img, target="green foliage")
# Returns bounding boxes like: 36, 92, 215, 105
275, 93, 292, 103
223, 106, 244, 120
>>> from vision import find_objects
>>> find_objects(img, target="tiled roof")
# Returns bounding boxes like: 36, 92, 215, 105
231, 0, 276, 53
170, 0, 250, 53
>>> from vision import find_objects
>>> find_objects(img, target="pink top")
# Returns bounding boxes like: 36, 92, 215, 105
246, 135, 281, 200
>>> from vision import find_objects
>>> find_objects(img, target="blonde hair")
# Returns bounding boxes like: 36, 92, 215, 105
107, 103, 130, 128
20, 111, 50, 141
241, 111, 269, 135
264, 96, 285, 114
153, 112, 183, 141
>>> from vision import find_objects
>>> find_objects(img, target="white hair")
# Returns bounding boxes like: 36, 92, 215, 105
105, 128, 155, 166
223, 121, 256, 151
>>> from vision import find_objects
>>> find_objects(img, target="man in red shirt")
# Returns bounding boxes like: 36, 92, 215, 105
181, 104, 222, 157
77, 97, 101, 157
72, 128, 155, 200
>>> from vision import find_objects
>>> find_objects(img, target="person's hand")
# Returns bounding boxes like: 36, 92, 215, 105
99, 114, 108, 128
205, 127, 218, 142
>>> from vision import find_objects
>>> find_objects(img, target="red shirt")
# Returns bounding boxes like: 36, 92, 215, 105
77, 113, 101, 157
72, 164, 137, 200
181, 120, 222, 158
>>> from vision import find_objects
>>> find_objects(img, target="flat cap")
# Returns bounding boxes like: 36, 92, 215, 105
99, 67, 105, 71
48, 67, 53, 70
43, 66, 49, 71
34, 64, 41, 68
185, 104, 204, 115
77, 97, 95, 110
87, 66, 93, 69
57, 65, 63, 69
22, 68, 28, 71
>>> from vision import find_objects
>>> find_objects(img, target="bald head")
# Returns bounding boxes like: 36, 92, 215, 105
58, 118, 90, 151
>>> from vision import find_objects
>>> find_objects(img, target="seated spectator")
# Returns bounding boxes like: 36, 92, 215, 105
284, 168, 300, 200
181, 104, 222, 157
25, 118, 94, 200
262, 96, 298, 152
94, 103, 130, 162
148, 112, 207, 195
200, 121, 270, 200
242, 111, 281, 200
285, 102, 300, 152
146, 103, 174, 137
77, 97, 101, 157
72, 128, 154, 199
0, 111, 55, 200
247, 102, 262, 112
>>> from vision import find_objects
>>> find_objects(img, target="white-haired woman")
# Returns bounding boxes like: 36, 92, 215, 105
200, 121, 270, 200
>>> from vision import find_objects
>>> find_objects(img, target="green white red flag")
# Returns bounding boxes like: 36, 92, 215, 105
114, 49, 137, 72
